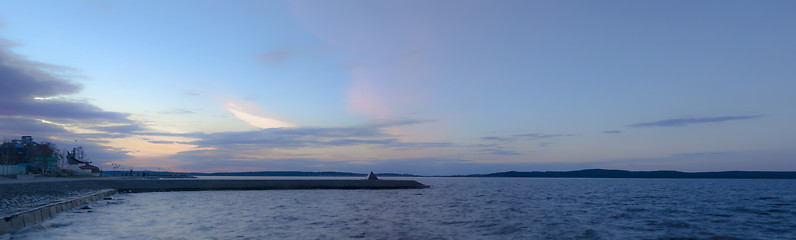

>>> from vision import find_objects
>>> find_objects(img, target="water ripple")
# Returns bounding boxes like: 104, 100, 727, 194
4, 178, 796, 239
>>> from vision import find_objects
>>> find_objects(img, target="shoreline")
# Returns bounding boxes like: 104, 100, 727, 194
0, 189, 116, 235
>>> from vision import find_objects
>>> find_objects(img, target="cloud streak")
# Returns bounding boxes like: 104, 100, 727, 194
258, 49, 294, 65
0, 38, 141, 164
257, 46, 327, 65
177, 119, 445, 150
477, 148, 521, 156
512, 133, 575, 139
481, 132, 575, 143
628, 115, 764, 127
172, 156, 594, 176
475, 132, 576, 155
135, 119, 456, 172
0, 39, 133, 125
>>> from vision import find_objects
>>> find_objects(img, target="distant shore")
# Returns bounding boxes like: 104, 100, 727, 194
457, 169, 796, 179
131, 169, 796, 179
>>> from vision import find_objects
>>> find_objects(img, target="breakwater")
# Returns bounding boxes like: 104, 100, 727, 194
0, 178, 428, 193
0, 178, 428, 234
112, 179, 429, 192
1, 189, 116, 234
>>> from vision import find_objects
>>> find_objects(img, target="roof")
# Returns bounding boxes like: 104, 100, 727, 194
79, 164, 99, 170
67, 155, 90, 165
67, 150, 90, 164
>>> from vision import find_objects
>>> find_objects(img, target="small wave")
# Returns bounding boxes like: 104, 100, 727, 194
767, 209, 788, 213
731, 207, 756, 213
441, 220, 471, 225
576, 229, 600, 240
647, 220, 691, 229
477, 223, 497, 228
489, 224, 523, 235
626, 208, 647, 212
46, 222, 73, 228
707, 213, 732, 217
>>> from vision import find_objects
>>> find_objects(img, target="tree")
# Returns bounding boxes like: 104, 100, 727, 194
33, 141, 61, 173
36, 142, 58, 159
73, 146, 89, 162
112, 162, 120, 176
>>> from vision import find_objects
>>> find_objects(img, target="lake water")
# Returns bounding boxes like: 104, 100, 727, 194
4, 177, 796, 239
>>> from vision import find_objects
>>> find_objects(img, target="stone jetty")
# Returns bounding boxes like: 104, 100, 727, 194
1, 177, 428, 234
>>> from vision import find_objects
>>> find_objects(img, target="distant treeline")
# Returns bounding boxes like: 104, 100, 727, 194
458, 169, 796, 179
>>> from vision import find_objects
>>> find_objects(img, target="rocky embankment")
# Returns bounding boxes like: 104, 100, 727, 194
0, 178, 109, 216
0, 189, 99, 217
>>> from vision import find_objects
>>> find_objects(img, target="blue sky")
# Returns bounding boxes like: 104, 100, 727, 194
1, 0, 794, 175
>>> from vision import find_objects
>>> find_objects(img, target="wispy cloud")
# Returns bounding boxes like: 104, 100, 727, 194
603, 130, 622, 134
133, 119, 456, 172
538, 142, 555, 147
159, 108, 195, 115
482, 132, 575, 143
148, 119, 446, 151
0, 117, 70, 135
183, 91, 200, 96
89, 124, 146, 134
258, 49, 295, 65
477, 148, 521, 156
672, 151, 735, 158
512, 133, 575, 139
628, 115, 764, 127
480, 136, 510, 142
224, 100, 295, 129
257, 46, 328, 65
476, 132, 575, 154
0, 38, 140, 164
172, 156, 592, 176
0, 39, 133, 125
147, 140, 183, 145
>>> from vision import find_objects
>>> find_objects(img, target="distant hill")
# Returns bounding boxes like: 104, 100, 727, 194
104, 169, 796, 179
459, 169, 796, 179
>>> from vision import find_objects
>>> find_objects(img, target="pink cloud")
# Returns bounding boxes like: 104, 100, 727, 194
346, 68, 390, 118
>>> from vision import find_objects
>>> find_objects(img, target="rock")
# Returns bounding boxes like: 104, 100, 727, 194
367, 172, 379, 180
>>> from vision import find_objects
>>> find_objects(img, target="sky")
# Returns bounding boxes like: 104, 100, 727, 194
0, 0, 794, 175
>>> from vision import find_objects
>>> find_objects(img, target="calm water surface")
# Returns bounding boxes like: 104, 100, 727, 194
4, 178, 796, 239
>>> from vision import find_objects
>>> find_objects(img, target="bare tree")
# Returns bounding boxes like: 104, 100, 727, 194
34, 142, 61, 173
74, 146, 89, 162
112, 162, 120, 176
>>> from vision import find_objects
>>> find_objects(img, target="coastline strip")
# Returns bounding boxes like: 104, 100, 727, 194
107, 179, 429, 192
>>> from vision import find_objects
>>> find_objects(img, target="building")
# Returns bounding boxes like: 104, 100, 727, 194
66, 148, 99, 176
0, 136, 40, 165
0, 136, 58, 174
79, 164, 101, 176
0, 136, 65, 174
